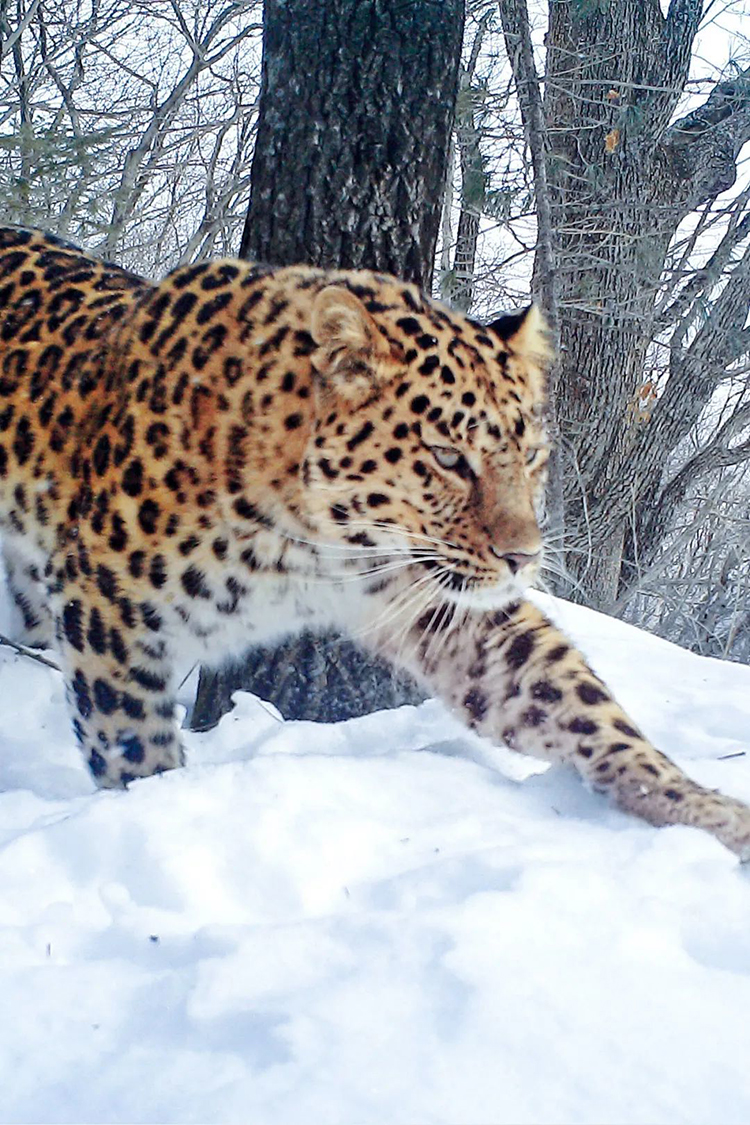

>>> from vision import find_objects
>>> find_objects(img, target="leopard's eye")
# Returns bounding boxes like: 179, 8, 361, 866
431, 446, 462, 470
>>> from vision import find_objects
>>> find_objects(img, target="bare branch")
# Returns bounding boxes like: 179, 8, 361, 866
0, 0, 41, 63
649, 0, 703, 136
657, 185, 750, 334
663, 63, 750, 210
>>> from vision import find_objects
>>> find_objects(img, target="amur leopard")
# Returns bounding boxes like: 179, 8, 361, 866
0, 226, 748, 859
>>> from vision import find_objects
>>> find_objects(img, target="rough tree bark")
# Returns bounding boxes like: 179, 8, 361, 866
500, 0, 750, 609
239, 0, 463, 281
192, 0, 465, 729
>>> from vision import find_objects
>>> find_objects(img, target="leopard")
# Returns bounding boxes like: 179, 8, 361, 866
0, 225, 749, 859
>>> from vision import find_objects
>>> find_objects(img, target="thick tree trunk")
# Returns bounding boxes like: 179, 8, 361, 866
239, 0, 463, 287
192, 0, 464, 730
536, 0, 750, 610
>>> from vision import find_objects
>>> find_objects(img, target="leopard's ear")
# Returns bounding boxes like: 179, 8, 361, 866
311, 286, 393, 401
488, 305, 553, 365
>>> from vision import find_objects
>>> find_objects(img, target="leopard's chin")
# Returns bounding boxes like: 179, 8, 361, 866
440, 574, 531, 611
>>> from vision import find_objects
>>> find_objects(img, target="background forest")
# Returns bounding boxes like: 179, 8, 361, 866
1, 0, 749, 686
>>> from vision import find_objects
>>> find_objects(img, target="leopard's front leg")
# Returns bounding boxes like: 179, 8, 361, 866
3, 538, 55, 648
373, 596, 750, 859
54, 573, 184, 787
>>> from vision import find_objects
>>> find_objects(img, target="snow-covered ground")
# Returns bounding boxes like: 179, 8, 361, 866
1, 587, 750, 1125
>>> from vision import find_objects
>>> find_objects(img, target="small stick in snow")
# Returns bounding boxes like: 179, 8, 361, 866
0, 632, 60, 672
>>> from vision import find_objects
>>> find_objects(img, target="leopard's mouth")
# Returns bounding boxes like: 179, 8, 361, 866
416, 557, 526, 608
416, 557, 470, 588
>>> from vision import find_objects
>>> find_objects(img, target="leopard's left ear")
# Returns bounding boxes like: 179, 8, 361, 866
487, 304, 553, 366
311, 285, 394, 401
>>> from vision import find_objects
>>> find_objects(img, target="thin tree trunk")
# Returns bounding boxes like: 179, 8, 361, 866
497, 0, 564, 563
444, 15, 492, 314
193, 0, 465, 729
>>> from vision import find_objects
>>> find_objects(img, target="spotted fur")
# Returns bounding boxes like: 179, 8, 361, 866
1, 227, 749, 858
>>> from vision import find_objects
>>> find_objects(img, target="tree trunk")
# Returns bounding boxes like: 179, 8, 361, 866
192, 0, 464, 730
239, 0, 464, 286
497, 0, 565, 565
535, 0, 750, 610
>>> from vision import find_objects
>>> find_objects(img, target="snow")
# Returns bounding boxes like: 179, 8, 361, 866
1, 587, 750, 1125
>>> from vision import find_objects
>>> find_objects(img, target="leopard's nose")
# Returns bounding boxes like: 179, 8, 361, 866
491, 547, 540, 575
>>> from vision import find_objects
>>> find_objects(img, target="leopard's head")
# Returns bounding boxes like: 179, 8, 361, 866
302, 281, 551, 609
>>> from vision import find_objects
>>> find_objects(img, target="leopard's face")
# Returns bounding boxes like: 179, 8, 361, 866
301, 286, 550, 609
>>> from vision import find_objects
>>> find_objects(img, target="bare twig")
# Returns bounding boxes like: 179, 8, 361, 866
0, 632, 59, 671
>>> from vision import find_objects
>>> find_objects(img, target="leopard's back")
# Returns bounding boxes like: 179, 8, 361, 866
0, 227, 151, 557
